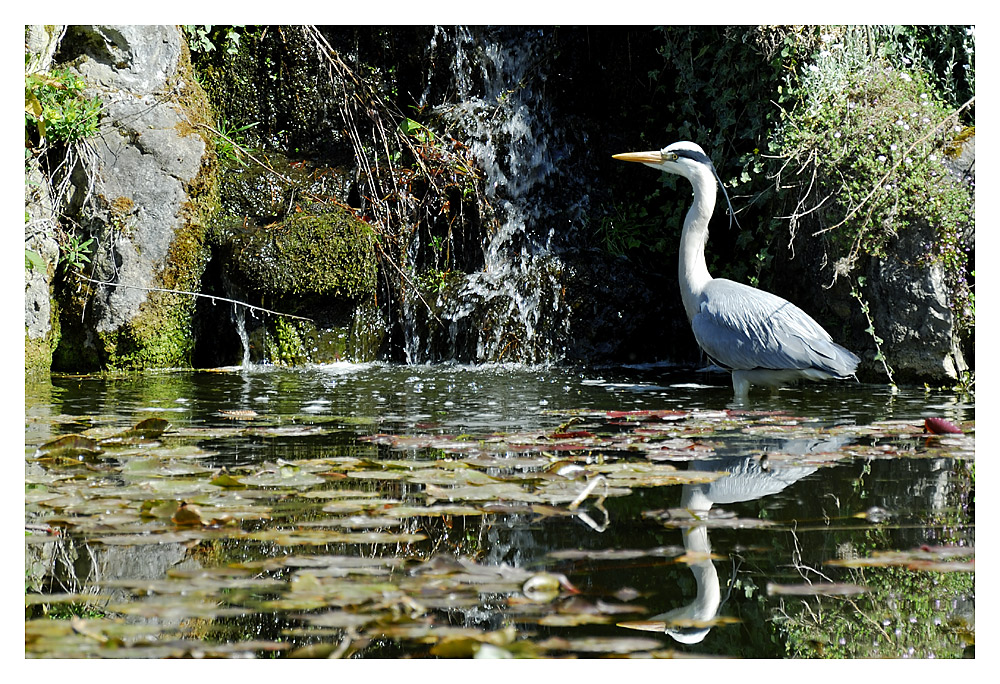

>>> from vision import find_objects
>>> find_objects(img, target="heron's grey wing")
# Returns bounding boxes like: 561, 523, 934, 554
691, 279, 859, 376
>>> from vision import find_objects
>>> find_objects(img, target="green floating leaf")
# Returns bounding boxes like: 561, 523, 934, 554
247, 528, 426, 546
241, 468, 326, 488
210, 470, 246, 488
123, 417, 171, 439
34, 434, 102, 458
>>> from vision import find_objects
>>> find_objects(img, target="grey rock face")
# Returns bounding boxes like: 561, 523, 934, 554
868, 235, 968, 381
62, 25, 181, 94
85, 91, 207, 332
50, 25, 214, 366
24, 162, 60, 341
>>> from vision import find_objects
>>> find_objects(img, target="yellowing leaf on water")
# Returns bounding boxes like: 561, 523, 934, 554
538, 613, 612, 626
618, 614, 740, 633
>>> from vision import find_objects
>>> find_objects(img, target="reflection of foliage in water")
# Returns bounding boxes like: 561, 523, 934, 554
773, 564, 973, 658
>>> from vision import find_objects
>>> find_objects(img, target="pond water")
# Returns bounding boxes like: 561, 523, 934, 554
25, 363, 975, 659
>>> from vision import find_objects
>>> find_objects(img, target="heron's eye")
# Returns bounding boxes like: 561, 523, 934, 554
666, 153, 678, 161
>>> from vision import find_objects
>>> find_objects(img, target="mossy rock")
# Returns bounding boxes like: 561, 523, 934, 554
225, 211, 376, 300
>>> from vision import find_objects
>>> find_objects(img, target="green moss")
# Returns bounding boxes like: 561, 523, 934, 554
264, 318, 309, 366
227, 211, 376, 300
25, 332, 57, 378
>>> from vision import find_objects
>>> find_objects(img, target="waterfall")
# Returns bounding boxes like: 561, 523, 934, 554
403, 26, 585, 365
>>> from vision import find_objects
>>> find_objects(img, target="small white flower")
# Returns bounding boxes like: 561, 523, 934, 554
901, 72, 912, 81
809, 64, 820, 72
929, 154, 937, 161
920, 93, 928, 100
878, 155, 887, 162
890, 144, 897, 151
821, 33, 834, 42
922, 117, 930, 124
903, 123, 910, 130
834, 131, 841, 138
820, 50, 831, 58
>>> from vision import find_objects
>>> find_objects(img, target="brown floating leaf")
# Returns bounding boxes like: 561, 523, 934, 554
171, 501, 206, 527
766, 582, 868, 596
924, 417, 963, 434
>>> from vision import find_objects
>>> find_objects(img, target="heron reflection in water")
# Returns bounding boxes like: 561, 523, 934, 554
613, 142, 860, 400
649, 434, 851, 644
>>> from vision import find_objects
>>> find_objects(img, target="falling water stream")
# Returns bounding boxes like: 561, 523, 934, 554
403, 27, 583, 365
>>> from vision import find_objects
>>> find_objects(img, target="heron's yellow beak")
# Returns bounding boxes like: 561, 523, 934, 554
612, 150, 663, 164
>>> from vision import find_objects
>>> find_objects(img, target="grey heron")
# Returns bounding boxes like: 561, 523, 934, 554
613, 141, 860, 398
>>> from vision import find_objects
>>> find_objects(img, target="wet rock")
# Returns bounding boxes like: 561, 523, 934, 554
206, 210, 383, 364
866, 224, 969, 382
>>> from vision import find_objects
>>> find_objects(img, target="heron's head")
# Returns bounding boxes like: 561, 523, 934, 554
613, 141, 740, 229
612, 141, 713, 181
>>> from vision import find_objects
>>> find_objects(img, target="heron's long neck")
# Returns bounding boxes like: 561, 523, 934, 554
678, 169, 717, 322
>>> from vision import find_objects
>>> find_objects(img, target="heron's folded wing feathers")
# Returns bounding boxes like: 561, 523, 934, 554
691, 279, 859, 377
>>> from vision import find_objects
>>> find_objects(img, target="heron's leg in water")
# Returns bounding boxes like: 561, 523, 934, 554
731, 371, 750, 399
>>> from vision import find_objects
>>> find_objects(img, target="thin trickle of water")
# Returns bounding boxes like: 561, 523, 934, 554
405, 27, 583, 365
233, 303, 251, 368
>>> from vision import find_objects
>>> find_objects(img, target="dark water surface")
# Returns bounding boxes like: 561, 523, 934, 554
25, 363, 975, 658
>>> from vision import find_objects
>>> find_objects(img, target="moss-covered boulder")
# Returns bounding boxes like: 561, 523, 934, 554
207, 209, 383, 365
225, 211, 375, 300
